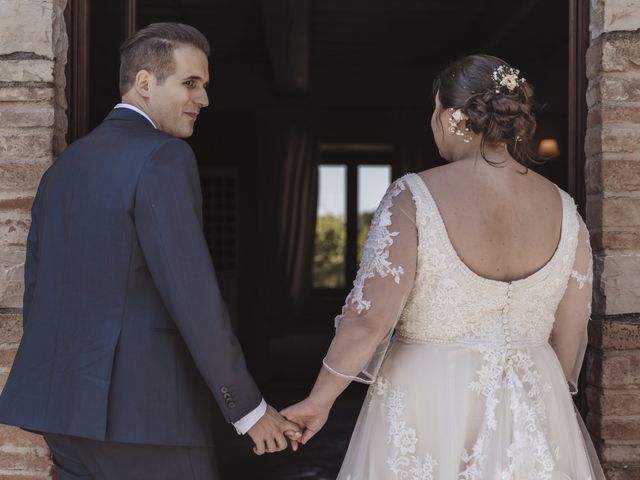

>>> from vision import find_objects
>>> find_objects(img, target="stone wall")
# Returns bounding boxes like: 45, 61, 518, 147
585, 0, 640, 478
0, 0, 67, 477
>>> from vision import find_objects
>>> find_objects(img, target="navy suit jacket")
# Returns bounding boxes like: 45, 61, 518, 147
0, 108, 262, 446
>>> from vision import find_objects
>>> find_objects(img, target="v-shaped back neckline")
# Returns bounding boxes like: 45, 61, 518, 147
408, 173, 568, 289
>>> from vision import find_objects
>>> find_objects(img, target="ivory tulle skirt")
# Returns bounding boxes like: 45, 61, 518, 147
337, 337, 604, 480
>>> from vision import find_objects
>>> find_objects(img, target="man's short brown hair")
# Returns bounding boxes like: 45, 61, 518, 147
119, 22, 210, 96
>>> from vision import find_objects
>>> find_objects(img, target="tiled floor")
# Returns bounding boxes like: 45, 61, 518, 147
216, 384, 367, 480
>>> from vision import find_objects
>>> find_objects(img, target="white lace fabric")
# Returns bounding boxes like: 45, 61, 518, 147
324, 173, 593, 390
551, 216, 593, 393
323, 177, 418, 383
395, 174, 586, 367
323, 173, 602, 479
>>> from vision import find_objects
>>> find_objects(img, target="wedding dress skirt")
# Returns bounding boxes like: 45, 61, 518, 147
337, 337, 603, 480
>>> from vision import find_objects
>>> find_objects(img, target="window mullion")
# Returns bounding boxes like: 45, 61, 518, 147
346, 162, 358, 284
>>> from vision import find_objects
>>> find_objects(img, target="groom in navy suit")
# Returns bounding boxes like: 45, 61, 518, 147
0, 23, 299, 479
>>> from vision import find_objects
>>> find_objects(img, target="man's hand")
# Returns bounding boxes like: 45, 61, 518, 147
247, 404, 302, 455
280, 397, 330, 445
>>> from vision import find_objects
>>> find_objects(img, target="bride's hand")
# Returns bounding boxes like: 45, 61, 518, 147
280, 398, 331, 445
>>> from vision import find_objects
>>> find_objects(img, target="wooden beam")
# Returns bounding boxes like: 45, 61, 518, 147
260, 0, 309, 95
567, 0, 589, 215
124, 0, 137, 38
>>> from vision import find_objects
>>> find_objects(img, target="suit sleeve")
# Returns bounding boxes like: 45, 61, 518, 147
134, 138, 262, 423
23, 170, 49, 329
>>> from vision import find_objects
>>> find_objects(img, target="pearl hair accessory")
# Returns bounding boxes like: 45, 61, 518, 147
448, 108, 472, 143
491, 65, 525, 94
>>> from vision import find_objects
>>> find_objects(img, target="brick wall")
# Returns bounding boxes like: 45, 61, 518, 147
0, 0, 67, 477
585, 0, 640, 478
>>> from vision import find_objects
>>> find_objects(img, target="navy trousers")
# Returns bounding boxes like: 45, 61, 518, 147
44, 433, 219, 480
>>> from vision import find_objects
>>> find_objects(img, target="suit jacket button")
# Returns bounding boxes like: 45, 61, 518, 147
221, 386, 229, 394
229, 402, 236, 408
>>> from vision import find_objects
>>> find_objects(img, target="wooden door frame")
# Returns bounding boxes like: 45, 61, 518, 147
64, 0, 136, 144
64, 0, 90, 143
568, 0, 590, 215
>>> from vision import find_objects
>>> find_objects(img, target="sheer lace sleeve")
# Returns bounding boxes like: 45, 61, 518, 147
322, 178, 418, 384
550, 215, 593, 395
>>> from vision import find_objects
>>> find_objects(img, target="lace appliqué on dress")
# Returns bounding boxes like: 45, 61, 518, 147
569, 269, 593, 290
397, 176, 578, 344
462, 348, 556, 480
368, 376, 438, 480
570, 233, 593, 290
570, 223, 594, 318
342, 180, 407, 316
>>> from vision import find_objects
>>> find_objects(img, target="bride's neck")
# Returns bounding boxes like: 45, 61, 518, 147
449, 140, 513, 166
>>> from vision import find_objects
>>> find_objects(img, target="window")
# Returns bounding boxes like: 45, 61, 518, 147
357, 165, 392, 262
312, 145, 393, 290
313, 165, 347, 288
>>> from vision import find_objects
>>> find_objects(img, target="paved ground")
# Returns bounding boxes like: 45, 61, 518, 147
216, 383, 367, 480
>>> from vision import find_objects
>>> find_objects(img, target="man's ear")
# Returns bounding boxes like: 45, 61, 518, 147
134, 70, 154, 99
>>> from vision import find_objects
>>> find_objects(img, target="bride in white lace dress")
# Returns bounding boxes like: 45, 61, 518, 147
282, 55, 605, 479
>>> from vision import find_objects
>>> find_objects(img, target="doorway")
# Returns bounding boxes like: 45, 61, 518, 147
64, 1, 589, 477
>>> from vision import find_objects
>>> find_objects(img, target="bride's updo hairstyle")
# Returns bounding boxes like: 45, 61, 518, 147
433, 54, 539, 168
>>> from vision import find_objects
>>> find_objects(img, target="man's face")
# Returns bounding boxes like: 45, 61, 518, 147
147, 46, 210, 138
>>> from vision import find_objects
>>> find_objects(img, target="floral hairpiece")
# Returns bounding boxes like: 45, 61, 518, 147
491, 65, 525, 93
448, 108, 472, 143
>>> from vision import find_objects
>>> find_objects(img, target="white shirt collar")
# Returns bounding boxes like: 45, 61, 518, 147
114, 103, 158, 129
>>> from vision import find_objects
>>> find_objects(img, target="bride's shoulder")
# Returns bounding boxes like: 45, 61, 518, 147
416, 163, 455, 177
526, 170, 571, 202
393, 168, 444, 194
410, 163, 459, 189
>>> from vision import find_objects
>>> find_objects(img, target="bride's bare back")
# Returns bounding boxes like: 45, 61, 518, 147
420, 157, 563, 283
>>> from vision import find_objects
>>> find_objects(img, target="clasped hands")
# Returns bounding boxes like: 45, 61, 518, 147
247, 399, 331, 455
